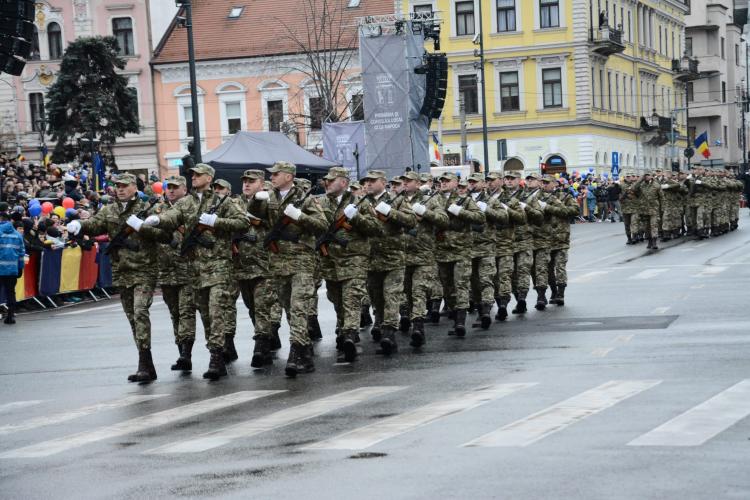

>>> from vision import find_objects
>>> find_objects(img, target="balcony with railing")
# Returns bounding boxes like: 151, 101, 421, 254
672, 56, 700, 82
591, 26, 626, 56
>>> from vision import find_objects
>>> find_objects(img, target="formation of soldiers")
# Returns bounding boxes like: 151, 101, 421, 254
66, 162, 581, 382
619, 167, 743, 249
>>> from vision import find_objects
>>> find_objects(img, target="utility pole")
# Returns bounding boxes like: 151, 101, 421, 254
739, 84, 746, 174
459, 93, 467, 164
177, 0, 202, 163
474, 2, 490, 175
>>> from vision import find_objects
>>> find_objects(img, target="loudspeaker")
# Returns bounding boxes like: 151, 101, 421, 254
0, 0, 34, 21
0, 34, 31, 59
419, 53, 448, 120
0, 17, 34, 40
0, 52, 25, 75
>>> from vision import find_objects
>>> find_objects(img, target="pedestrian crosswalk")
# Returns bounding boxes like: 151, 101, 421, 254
566, 264, 741, 285
1, 380, 749, 459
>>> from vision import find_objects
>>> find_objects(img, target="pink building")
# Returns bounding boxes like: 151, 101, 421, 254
0, 0, 157, 172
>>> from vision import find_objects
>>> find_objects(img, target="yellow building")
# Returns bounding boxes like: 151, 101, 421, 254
400, 0, 697, 174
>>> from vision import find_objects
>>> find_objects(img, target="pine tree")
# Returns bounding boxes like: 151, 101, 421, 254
45, 36, 139, 160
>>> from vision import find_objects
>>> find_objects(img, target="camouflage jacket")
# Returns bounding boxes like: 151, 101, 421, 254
686, 175, 710, 207
404, 189, 449, 267
318, 191, 381, 282
157, 189, 249, 288
620, 180, 639, 214
550, 190, 580, 250
366, 191, 417, 271
494, 189, 525, 256
434, 191, 485, 262
531, 190, 567, 250
248, 184, 327, 276
232, 195, 271, 281
659, 179, 687, 208
154, 199, 193, 287
634, 179, 664, 216
79, 196, 164, 288
510, 188, 544, 252
470, 190, 507, 258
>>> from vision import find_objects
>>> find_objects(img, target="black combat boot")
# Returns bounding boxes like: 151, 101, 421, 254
360, 304, 373, 328
223, 335, 238, 363
3, 304, 15, 324
650, 238, 659, 250
307, 315, 322, 341
203, 349, 228, 381
534, 287, 547, 311
338, 329, 358, 363
171, 339, 193, 371
495, 297, 509, 321
129, 349, 157, 383
410, 318, 426, 347
299, 344, 315, 373
250, 337, 272, 368
285, 343, 303, 378
646, 238, 653, 249
399, 307, 411, 333
370, 322, 382, 343
269, 322, 282, 351
453, 309, 467, 337
556, 284, 566, 306
428, 299, 441, 324
479, 303, 492, 329
549, 284, 559, 305
468, 301, 477, 314
377, 326, 398, 355
512, 292, 527, 314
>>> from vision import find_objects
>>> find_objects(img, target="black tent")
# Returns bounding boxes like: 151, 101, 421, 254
203, 131, 338, 193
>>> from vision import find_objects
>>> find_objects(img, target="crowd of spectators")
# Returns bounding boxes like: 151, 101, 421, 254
556, 171, 624, 223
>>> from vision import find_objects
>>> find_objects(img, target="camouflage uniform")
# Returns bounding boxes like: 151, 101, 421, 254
530, 176, 567, 309
658, 176, 688, 239
548, 183, 580, 306
620, 177, 640, 243
493, 176, 525, 320
686, 171, 710, 238
510, 180, 544, 312
634, 177, 664, 246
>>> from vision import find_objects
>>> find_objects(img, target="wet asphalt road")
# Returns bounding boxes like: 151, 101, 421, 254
1, 214, 750, 499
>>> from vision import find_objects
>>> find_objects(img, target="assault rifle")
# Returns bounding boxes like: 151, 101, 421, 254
180, 194, 229, 256
104, 197, 159, 256
436, 192, 471, 241
316, 194, 368, 256
264, 187, 314, 254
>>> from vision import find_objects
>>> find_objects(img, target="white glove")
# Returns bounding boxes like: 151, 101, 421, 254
375, 201, 391, 217
695, 180, 702, 185
687, 174, 693, 179
476, 201, 487, 212
519, 202, 527, 209
143, 215, 160, 226
419, 184, 431, 193
343, 203, 358, 220
199, 213, 218, 227
66, 220, 81, 235
538, 201, 547, 210
500, 202, 509, 210
412, 202, 427, 216
283, 204, 302, 221
447, 203, 462, 216
126, 215, 144, 232
661, 184, 669, 189
254, 191, 269, 201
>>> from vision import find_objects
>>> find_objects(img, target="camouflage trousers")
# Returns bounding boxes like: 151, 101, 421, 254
689, 205, 708, 230
225, 281, 239, 340
438, 259, 470, 310
640, 213, 659, 238
470, 256, 496, 304
512, 249, 533, 295
367, 268, 405, 330
428, 265, 443, 301
161, 283, 196, 345
274, 272, 314, 347
494, 254, 514, 299
531, 248, 551, 289
404, 264, 431, 320
548, 249, 569, 286
308, 277, 322, 317
623, 213, 639, 239
731, 199, 740, 222
120, 283, 155, 351
326, 277, 367, 332
238, 277, 275, 340
195, 283, 231, 351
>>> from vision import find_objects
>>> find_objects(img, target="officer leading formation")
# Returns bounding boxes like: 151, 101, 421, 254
67, 162, 740, 382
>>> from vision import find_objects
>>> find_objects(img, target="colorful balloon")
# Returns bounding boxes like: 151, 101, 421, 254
151, 182, 163, 194
65, 208, 77, 218
29, 199, 40, 206
29, 204, 41, 217
62, 197, 75, 209
41, 202, 54, 214
53, 206, 66, 218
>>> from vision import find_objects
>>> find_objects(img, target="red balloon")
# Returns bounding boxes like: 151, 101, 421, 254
151, 182, 163, 194
62, 197, 75, 209
41, 202, 54, 214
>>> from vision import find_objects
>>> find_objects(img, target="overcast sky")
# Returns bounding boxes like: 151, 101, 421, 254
149, 0, 179, 51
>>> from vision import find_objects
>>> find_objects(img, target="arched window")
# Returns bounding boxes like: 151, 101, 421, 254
545, 154, 566, 174
48, 22, 63, 60
504, 157, 524, 171
30, 26, 40, 60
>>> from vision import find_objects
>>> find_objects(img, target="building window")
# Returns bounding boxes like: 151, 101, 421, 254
591, 67, 597, 107
458, 74, 479, 114
127, 87, 139, 123
267, 100, 283, 131
499, 71, 519, 111
184, 105, 194, 138
225, 101, 241, 135
721, 37, 725, 59
350, 93, 364, 121
627, 10, 631, 41
722, 81, 726, 103
30, 93, 45, 132
309, 96, 325, 130
607, 71, 612, 110
113, 18, 134, 56
615, 75, 620, 112
228, 6, 244, 18
540, 0, 559, 29
736, 44, 740, 66
413, 3, 433, 15
30, 26, 40, 60
686, 82, 694, 102
685, 37, 692, 56
723, 125, 728, 146
497, 0, 516, 32
456, 1, 475, 36
542, 68, 562, 108
599, 69, 604, 110
48, 22, 63, 60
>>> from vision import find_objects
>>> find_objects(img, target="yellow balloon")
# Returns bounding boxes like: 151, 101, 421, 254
53, 206, 66, 218
554, 173, 560, 179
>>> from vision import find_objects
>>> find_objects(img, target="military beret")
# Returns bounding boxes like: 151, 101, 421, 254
190, 163, 215, 177
267, 161, 296, 175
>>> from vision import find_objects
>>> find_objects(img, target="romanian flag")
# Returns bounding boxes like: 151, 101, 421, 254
39, 246, 99, 296
694, 131, 711, 159
431, 133, 441, 162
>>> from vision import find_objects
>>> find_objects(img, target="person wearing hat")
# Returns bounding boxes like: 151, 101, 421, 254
504, 171, 543, 314
547, 175, 580, 307
361, 169, 416, 354
247, 160, 327, 377
0, 205, 24, 325
658, 171, 686, 242
231, 168, 281, 369
66, 173, 166, 383
144, 163, 250, 381
400, 170, 448, 347
633, 171, 663, 249
685, 166, 708, 239
153, 175, 197, 373
415, 171, 445, 323
487, 171, 525, 321
620, 172, 640, 244
434, 171, 485, 337
317, 166, 380, 362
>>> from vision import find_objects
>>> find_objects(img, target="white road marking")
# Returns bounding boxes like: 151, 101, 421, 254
584, 250, 628, 266
628, 268, 669, 280
693, 242, 708, 248
690, 266, 728, 278
463, 380, 661, 447
680, 247, 694, 252
690, 284, 706, 290
303, 383, 535, 451
591, 348, 614, 357
147, 386, 403, 454
0, 400, 45, 414
650, 306, 671, 315
629, 380, 750, 447
569, 271, 610, 284
0, 391, 280, 458
615, 334, 634, 343
0, 395, 168, 436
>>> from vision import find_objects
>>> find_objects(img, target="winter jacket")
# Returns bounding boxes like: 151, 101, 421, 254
0, 221, 25, 277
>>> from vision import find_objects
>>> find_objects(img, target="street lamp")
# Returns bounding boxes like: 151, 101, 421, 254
175, 0, 202, 163
472, 3, 489, 175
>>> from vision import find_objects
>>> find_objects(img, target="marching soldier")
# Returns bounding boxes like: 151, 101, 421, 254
658, 171, 687, 241
634, 172, 664, 249
621, 173, 639, 244
66, 173, 165, 383
418, 172, 444, 323
686, 166, 709, 239
546, 176, 579, 306
528, 174, 566, 310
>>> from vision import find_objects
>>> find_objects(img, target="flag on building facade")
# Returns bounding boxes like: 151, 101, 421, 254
694, 131, 711, 159
431, 133, 441, 161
